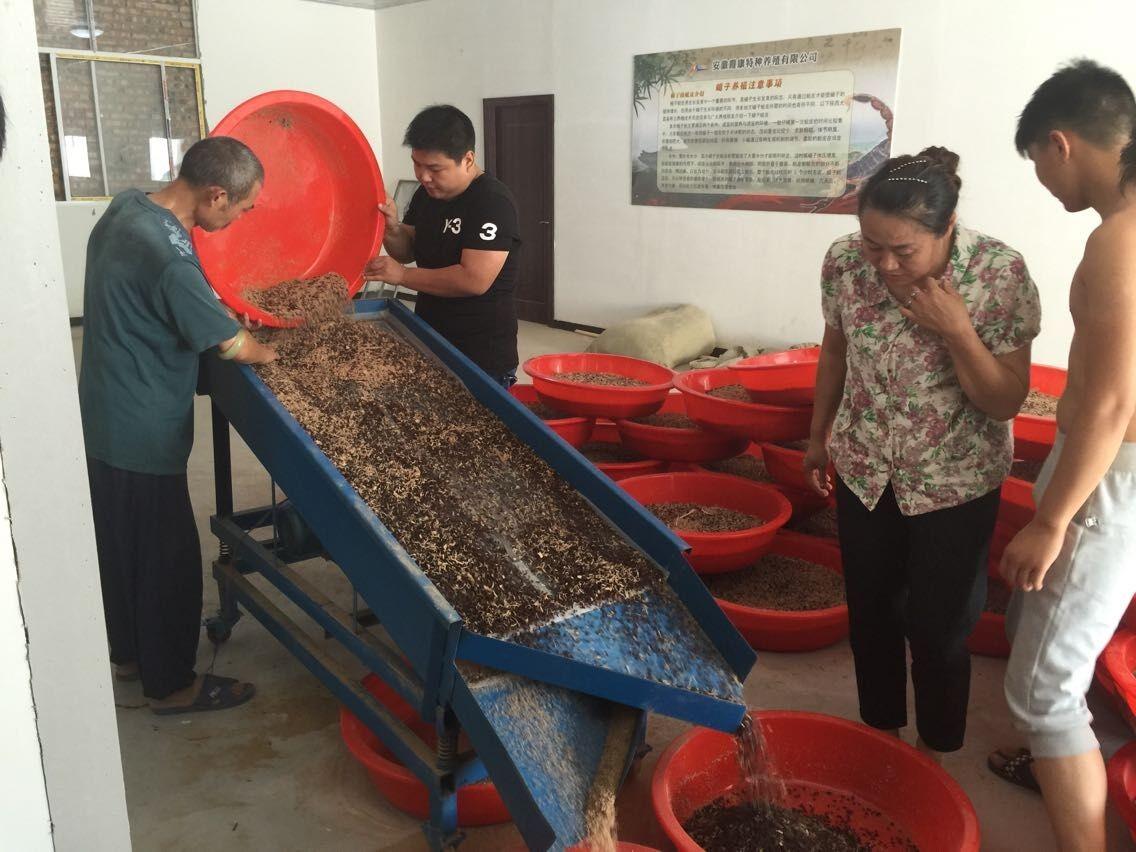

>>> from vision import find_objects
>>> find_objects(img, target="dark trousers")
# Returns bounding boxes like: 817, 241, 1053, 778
835, 477, 1000, 752
87, 457, 202, 700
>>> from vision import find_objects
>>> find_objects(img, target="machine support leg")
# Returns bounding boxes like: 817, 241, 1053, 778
207, 401, 239, 644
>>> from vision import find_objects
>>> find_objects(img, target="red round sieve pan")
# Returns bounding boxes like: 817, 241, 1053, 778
193, 91, 385, 327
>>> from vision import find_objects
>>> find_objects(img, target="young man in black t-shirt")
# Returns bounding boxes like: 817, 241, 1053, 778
365, 105, 522, 385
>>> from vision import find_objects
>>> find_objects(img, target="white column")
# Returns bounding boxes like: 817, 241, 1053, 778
0, 1, 131, 849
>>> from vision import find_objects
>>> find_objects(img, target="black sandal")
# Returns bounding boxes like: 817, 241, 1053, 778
152, 673, 255, 716
988, 747, 1041, 793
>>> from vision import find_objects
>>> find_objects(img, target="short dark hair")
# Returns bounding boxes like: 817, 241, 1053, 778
178, 136, 264, 202
858, 146, 962, 236
1123, 136, 1136, 188
1015, 60, 1136, 155
403, 105, 475, 162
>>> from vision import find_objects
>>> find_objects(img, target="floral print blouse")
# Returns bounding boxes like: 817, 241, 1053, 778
821, 225, 1041, 516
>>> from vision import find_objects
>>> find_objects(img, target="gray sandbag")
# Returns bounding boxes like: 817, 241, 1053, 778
587, 304, 716, 368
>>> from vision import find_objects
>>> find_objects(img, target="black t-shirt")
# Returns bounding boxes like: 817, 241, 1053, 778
403, 174, 521, 375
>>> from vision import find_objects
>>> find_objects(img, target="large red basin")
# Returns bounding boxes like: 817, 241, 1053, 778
1013, 365, 1066, 459
339, 675, 509, 825
728, 346, 820, 406
619, 472, 791, 573
616, 394, 748, 463
509, 384, 595, 448
524, 353, 674, 419
1107, 740, 1136, 843
194, 91, 384, 327
652, 710, 980, 852
713, 531, 848, 652
673, 369, 812, 444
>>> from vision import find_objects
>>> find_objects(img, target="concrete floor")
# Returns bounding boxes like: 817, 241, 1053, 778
73, 317, 1136, 851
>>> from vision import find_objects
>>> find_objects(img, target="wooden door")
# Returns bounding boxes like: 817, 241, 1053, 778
483, 95, 554, 324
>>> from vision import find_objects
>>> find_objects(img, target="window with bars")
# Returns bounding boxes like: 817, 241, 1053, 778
34, 0, 205, 201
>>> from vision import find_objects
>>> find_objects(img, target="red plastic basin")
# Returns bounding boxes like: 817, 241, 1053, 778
1123, 596, 1136, 631
967, 560, 1011, 658
998, 474, 1035, 533
1013, 365, 1067, 459
1103, 629, 1136, 735
1107, 740, 1136, 843
989, 520, 1016, 563
729, 347, 820, 406
339, 674, 509, 826
509, 384, 595, 448
652, 710, 980, 852
697, 444, 831, 521
615, 394, 748, 463
713, 531, 848, 652
760, 441, 836, 495
586, 421, 668, 481
524, 353, 674, 419
674, 369, 813, 444
619, 472, 792, 573
194, 91, 385, 327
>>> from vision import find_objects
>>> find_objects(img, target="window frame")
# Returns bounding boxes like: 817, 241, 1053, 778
37, 0, 205, 202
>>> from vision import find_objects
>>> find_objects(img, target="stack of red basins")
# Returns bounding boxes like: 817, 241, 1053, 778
972, 365, 1065, 658
523, 347, 847, 652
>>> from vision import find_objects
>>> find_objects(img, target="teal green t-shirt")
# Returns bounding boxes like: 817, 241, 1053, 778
78, 190, 240, 474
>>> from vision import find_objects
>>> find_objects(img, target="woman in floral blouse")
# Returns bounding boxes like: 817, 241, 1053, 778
805, 146, 1041, 760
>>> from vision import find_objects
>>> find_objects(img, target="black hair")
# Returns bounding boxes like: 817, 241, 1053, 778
1123, 136, 1136, 188
0, 90, 7, 161
178, 136, 264, 202
857, 146, 962, 236
1015, 59, 1136, 155
403, 105, 475, 162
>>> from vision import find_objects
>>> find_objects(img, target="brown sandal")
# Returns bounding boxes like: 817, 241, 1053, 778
988, 748, 1041, 793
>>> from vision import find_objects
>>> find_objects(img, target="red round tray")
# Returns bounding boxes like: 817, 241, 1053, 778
1013, 365, 1067, 458
585, 421, 668, 481
714, 531, 848, 652
673, 368, 812, 443
652, 710, 980, 852
615, 393, 748, 463
509, 384, 595, 448
194, 91, 385, 327
760, 440, 836, 495
989, 520, 1017, 563
339, 674, 509, 825
967, 559, 1011, 658
728, 346, 820, 406
523, 353, 674, 419
619, 471, 791, 573
697, 444, 831, 520
1103, 629, 1136, 735
998, 474, 1035, 532
1107, 740, 1136, 844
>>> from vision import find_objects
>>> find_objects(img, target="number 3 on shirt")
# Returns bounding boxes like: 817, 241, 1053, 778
479, 222, 498, 241
443, 217, 462, 235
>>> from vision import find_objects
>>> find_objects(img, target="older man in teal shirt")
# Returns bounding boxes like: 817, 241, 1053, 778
80, 136, 275, 714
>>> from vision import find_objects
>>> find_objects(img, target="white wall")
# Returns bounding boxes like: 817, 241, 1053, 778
376, 0, 1136, 366
59, 0, 384, 317
0, 456, 52, 850
0, 1, 131, 849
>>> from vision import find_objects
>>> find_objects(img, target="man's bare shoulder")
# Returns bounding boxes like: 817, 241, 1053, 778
1086, 206, 1136, 256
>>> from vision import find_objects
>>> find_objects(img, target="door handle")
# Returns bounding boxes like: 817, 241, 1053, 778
538, 220, 551, 225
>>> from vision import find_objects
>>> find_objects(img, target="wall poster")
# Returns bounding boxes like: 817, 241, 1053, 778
631, 29, 901, 214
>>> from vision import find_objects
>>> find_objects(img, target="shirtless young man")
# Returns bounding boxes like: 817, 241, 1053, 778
990, 60, 1136, 852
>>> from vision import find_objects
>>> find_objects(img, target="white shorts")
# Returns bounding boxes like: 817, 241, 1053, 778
1004, 432, 1136, 758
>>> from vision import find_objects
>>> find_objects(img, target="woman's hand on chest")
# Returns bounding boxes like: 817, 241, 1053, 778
899, 274, 974, 343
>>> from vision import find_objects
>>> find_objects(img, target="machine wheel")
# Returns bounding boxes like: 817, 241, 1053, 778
205, 618, 233, 645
